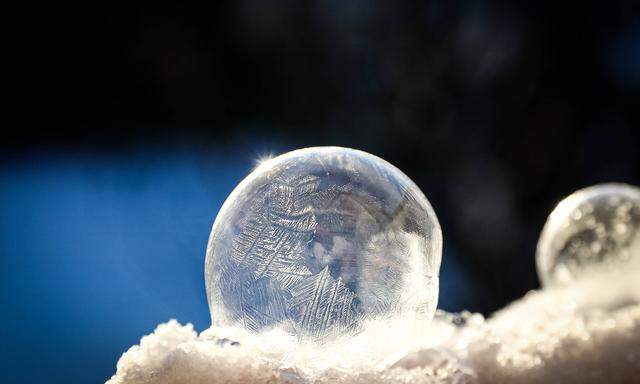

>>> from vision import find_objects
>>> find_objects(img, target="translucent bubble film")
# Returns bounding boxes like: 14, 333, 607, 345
205, 147, 442, 340
537, 183, 640, 286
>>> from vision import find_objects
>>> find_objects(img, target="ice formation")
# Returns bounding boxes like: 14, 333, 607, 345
108, 265, 640, 384
108, 169, 640, 383
205, 147, 442, 340
537, 183, 640, 286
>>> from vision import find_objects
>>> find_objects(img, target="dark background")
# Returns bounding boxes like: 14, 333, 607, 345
3, 1, 639, 383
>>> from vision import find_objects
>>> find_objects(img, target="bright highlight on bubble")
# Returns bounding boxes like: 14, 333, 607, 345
536, 183, 640, 287
205, 147, 442, 341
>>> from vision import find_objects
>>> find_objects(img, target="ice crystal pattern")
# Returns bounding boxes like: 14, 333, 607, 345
205, 147, 442, 340
537, 183, 640, 286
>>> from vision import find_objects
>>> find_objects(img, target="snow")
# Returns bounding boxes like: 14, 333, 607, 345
107, 267, 640, 384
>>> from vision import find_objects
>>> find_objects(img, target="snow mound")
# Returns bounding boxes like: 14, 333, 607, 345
107, 269, 640, 384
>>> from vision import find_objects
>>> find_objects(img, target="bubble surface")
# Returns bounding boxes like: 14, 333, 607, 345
205, 147, 442, 340
537, 183, 640, 286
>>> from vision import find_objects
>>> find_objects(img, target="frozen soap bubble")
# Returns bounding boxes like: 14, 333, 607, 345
205, 147, 442, 341
537, 183, 640, 287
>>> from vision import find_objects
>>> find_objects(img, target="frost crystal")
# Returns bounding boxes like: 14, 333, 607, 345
537, 183, 640, 286
205, 147, 442, 340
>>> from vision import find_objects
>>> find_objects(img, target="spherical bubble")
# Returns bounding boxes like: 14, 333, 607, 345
536, 183, 640, 287
205, 147, 442, 340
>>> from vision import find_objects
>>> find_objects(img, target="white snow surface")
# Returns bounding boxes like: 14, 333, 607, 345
108, 268, 640, 384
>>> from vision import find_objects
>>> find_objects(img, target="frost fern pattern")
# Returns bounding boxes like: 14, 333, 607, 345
229, 173, 359, 337
206, 147, 443, 340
